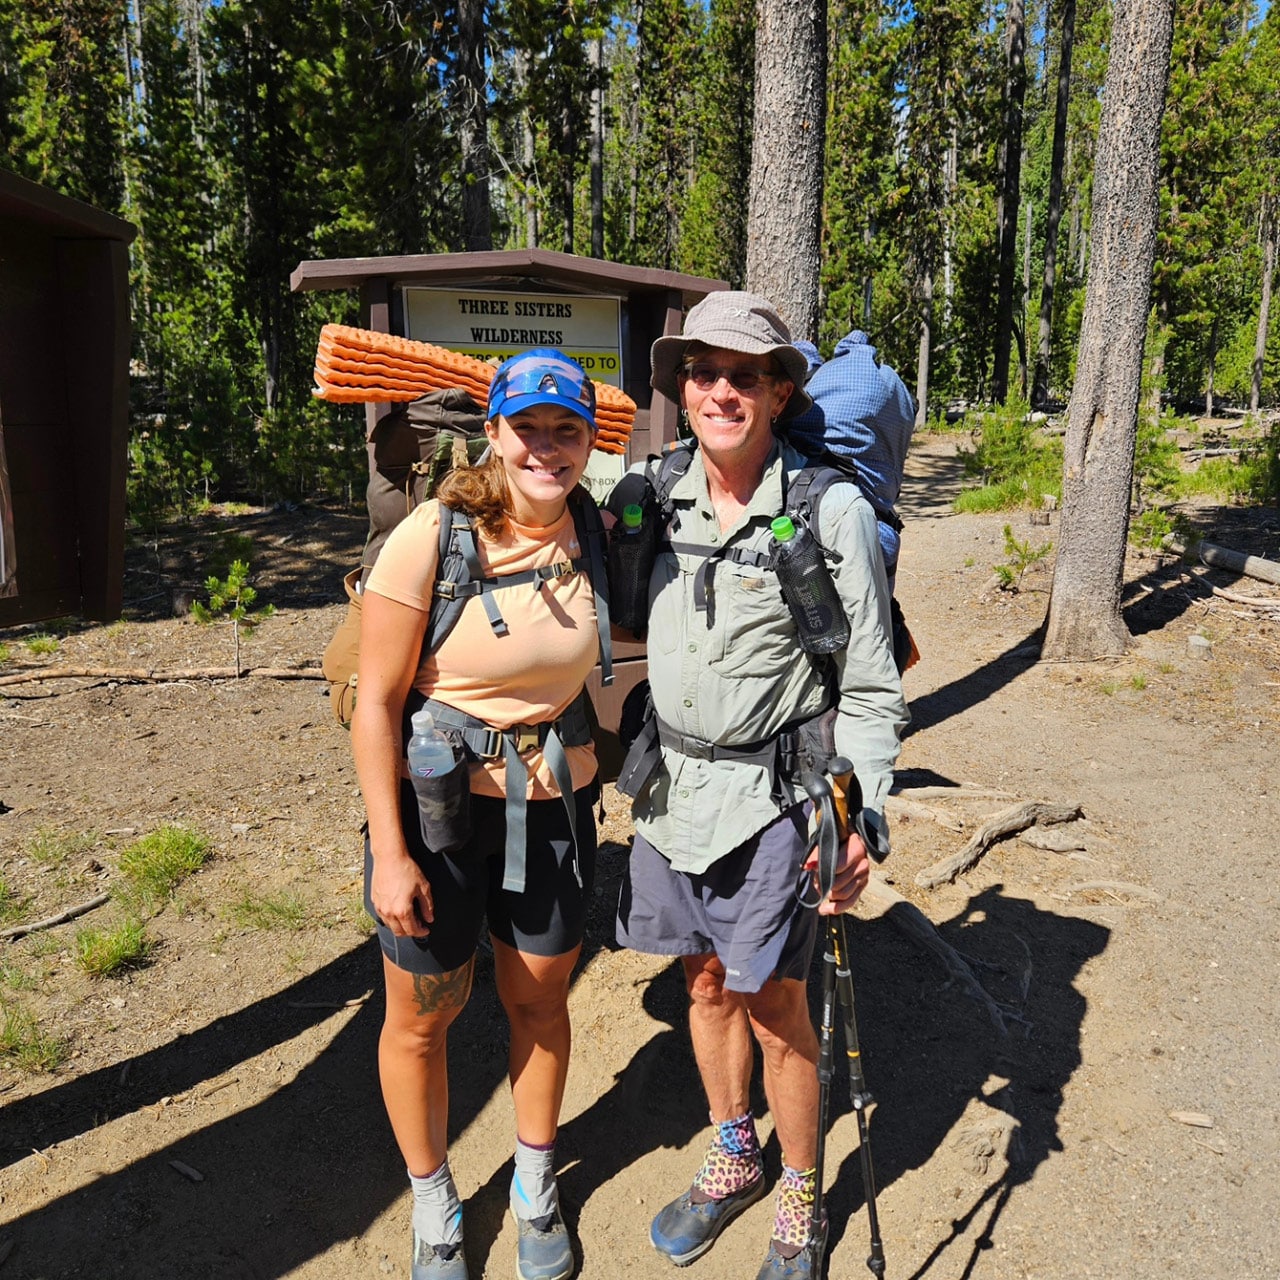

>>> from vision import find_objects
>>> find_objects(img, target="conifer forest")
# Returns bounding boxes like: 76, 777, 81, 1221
1, 0, 1277, 514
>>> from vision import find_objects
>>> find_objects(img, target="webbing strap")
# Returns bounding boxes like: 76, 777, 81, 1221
454, 519, 508, 636
666, 540, 772, 614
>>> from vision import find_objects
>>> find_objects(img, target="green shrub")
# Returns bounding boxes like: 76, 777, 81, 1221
75, 919, 152, 977
955, 398, 1063, 512
117, 826, 211, 908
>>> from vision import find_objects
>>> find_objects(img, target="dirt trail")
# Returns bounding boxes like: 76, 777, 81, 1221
1, 433, 1277, 1279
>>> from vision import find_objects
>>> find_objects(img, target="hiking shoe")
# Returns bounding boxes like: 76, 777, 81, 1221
515, 1208, 574, 1280
753, 1226, 827, 1279
650, 1175, 765, 1266
412, 1233, 469, 1280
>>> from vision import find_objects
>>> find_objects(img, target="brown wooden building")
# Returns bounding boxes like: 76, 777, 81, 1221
0, 169, 135, 626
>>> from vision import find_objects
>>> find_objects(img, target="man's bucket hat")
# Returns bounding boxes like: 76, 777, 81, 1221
649, 291, 813, 421
487, 348, 598, 430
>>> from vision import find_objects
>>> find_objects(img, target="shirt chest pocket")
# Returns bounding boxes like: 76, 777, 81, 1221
708, 566, 794, 675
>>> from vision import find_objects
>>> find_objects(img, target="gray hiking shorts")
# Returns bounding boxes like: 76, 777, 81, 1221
616, 804, 817, 994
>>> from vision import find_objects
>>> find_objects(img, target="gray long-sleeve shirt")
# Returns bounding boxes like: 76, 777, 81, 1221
628, 440, 909, 874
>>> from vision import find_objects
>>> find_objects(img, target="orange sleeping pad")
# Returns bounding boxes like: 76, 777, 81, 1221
313, 324, 637, 455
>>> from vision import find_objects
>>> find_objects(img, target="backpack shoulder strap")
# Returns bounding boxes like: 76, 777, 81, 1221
569, 489, 613, 686
424, 502, 479, 654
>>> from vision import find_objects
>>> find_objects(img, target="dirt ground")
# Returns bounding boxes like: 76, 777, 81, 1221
1, 432, 1278, 1280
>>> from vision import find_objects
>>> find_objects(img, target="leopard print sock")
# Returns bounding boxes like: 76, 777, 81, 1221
690, 1111, 762, 1202
770, 1164, 818, 1256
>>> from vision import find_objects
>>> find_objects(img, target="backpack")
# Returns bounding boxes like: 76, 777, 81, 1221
321, 388, 611, 725
322, 488, 612, 727
642, 440, 915, 674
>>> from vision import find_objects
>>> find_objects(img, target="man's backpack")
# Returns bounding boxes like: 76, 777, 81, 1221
638, 440, 916, 674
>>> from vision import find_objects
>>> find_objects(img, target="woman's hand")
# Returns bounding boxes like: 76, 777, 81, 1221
805, 831, 872, 916
369, 846, 434, 937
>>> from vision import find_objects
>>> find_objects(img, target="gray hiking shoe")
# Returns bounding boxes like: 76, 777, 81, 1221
650, 1175, 766, 1266
515, 1208, 574, 1280
412, 1232, 469, 1280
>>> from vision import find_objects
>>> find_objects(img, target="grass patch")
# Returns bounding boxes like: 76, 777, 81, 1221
1171, 456, 1253, 502
117, 826, 212, 909
0, 641, 10, 665
23, 633, 59, 656
1131, 673, 1148, 691
0, 877, 27, 924
1156, 660, 1176, 674
228, 890, 309, 932
28, 827, 99, 867
0, 961, 37, 991
0, 1003, 67, 1072
75, 919, 152, 977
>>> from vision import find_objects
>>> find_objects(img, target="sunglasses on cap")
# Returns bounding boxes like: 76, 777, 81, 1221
680, 360, 778, 392
487, 348, 597, 426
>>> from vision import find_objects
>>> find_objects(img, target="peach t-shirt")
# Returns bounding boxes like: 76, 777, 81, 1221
365, 499, 600, 800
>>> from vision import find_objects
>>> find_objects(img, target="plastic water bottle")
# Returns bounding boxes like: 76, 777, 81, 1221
608, 500, 657, 636
770, 515, 851, 654
407, 708, 459, 780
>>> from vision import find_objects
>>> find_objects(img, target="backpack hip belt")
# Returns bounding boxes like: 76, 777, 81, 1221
423, 691, 594, 896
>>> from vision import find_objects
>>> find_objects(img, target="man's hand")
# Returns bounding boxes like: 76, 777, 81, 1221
805, 831, 871, 916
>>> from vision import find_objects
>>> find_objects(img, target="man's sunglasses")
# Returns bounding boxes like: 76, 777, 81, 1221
681, 362, 777, 392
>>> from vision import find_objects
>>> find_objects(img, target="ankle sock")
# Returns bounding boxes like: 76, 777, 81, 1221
511, 1136, 559, 1226
771, 1164, 818, 1256
691, 1110, 762, 1203
409, 1159, 464, 1250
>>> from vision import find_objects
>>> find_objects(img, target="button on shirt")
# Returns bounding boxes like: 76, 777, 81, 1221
632, 441, 909, 874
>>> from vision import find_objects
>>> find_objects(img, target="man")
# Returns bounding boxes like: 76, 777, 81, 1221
611, 292, 908, 1278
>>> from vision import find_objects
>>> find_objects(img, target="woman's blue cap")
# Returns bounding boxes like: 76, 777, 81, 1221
487, 348, 597, 429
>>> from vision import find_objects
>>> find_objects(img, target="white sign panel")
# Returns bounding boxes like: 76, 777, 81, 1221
402, 287, 623, 387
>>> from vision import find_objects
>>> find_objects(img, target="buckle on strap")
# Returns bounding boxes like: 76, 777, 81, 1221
513, 725, 542, 754
532, 559, 576, 583
435, 578, 482, 601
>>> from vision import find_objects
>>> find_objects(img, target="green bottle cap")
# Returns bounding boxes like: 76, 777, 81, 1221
771, 515, 797, 541
622, 504, 644, 528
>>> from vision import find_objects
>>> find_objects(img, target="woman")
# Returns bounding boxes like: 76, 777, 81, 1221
352, 348, 606, 1280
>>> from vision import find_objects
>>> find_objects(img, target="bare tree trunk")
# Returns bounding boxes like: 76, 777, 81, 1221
590, 34, 604, 259
992, 0, 1027, 403
1205, 314, 1218, 418
916, 265, 934, 430
457, 0, 491, 251
1019, 194, 1032, 395
745, 0, 826, 340
1033, 0, 1076, 407
516, 51, 537, 248
1042, 0, 1174, 661
1253, 201, 1276, 414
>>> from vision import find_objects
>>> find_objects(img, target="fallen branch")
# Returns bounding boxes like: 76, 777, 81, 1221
885, 795, 965, 832
916, 800, 1083, 889
0, 665, 325, 689
1162, 535, 1280, 586
859, 875, 1011, 1036
1208, 585, 1280, 610
1, 892, 111, 940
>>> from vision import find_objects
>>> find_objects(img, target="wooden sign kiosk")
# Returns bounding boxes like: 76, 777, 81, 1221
291, 248, 726, 772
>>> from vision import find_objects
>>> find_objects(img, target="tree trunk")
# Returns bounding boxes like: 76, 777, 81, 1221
1033, 0, 1076, 407
590, 34, 604, 259
1253, 201, 1275, 414
1042, 0, 1174, 661
457, 0, 491, 251
745, 0, 826, 340
1205, 314, 1218, 418
992, 0, 1027, 403
516, 50, 537, 248
916, 264, 934, 430
1019, 194, 1032, 395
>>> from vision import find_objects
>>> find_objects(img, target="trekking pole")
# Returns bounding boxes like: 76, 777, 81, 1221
802, 763, 887, 1280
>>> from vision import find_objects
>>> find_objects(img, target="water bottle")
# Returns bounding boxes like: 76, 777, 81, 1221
406, 707, 471, 852
608, 498, 658, 636
407, 708, 459, 780
770, 516, 851, 654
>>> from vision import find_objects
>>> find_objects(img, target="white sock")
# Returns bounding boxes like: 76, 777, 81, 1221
510, 1138, 558, 1224
410, 1159, 463, 1249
